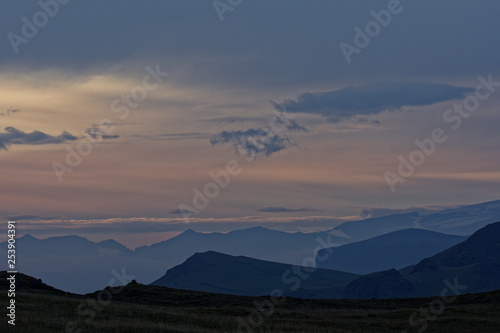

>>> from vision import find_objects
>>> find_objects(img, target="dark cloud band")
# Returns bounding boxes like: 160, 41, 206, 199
273, 81, 474, 122
0, 127, 77, 150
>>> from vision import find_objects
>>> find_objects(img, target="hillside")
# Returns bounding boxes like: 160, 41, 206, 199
345, 221, 500, 298
151, 250, 358, 298
0, 271, 68, 295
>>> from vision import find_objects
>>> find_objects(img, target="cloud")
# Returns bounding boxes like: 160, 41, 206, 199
273, 81, 474, 122
102, 134, 120, 139
84, 125, 119, 140
0, 127, 77, 150
284, 119, 309, 132
360, 204, 467, 219
210, 128, 296, 157
0, 108, 21, 117
9, 215, 352, 236
256, 206, 322, 213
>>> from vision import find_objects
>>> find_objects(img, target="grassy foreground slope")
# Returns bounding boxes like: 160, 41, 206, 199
1, 277, 499, 333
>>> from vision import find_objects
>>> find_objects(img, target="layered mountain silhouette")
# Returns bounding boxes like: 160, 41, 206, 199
316, 229, 466, 274
0, 234, 166, 294
135, 226, 335, 266
2, 199, 500, 293
401, 220, 500, 296
345, 221, 500, 298
153, 221, 500, 299
4, 234, 133, 256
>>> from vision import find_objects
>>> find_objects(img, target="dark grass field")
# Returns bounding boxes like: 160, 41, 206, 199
1, 279, 499, 333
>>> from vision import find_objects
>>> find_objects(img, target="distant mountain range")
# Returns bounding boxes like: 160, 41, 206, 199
135, 226, 330, 266
152, 221, 500, 299
418, 199, 500, 235
2, 199, 500, 293
8, 234, 132, 256
0, 234, 168, 294
327, 199, 500, 240
316, 229, 467, 274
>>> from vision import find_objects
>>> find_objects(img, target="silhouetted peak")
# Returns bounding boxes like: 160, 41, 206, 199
98, 239, 130, 251
230, 226, 274, 235
20, 233, 38, 240
467, 221, 500, 243
181, 228, 198, 235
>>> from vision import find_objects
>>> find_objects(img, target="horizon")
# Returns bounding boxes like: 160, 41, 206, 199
5, 197, 499, 249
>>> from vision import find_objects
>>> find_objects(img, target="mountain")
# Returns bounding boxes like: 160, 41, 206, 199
151, 250, 359, 298
134, 214, 432, 267
328, 200, 500, 241
3, 234, 123, 256
154, 221, 500, 299
0, 228, 348, 293
418, 199, 500, 235
316, 229, 467, 274
344, 221, 500, 298
97, 239, 132, 252
3, 199, 500, 294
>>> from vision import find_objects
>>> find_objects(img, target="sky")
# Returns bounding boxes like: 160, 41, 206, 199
1, 0, 500, 248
